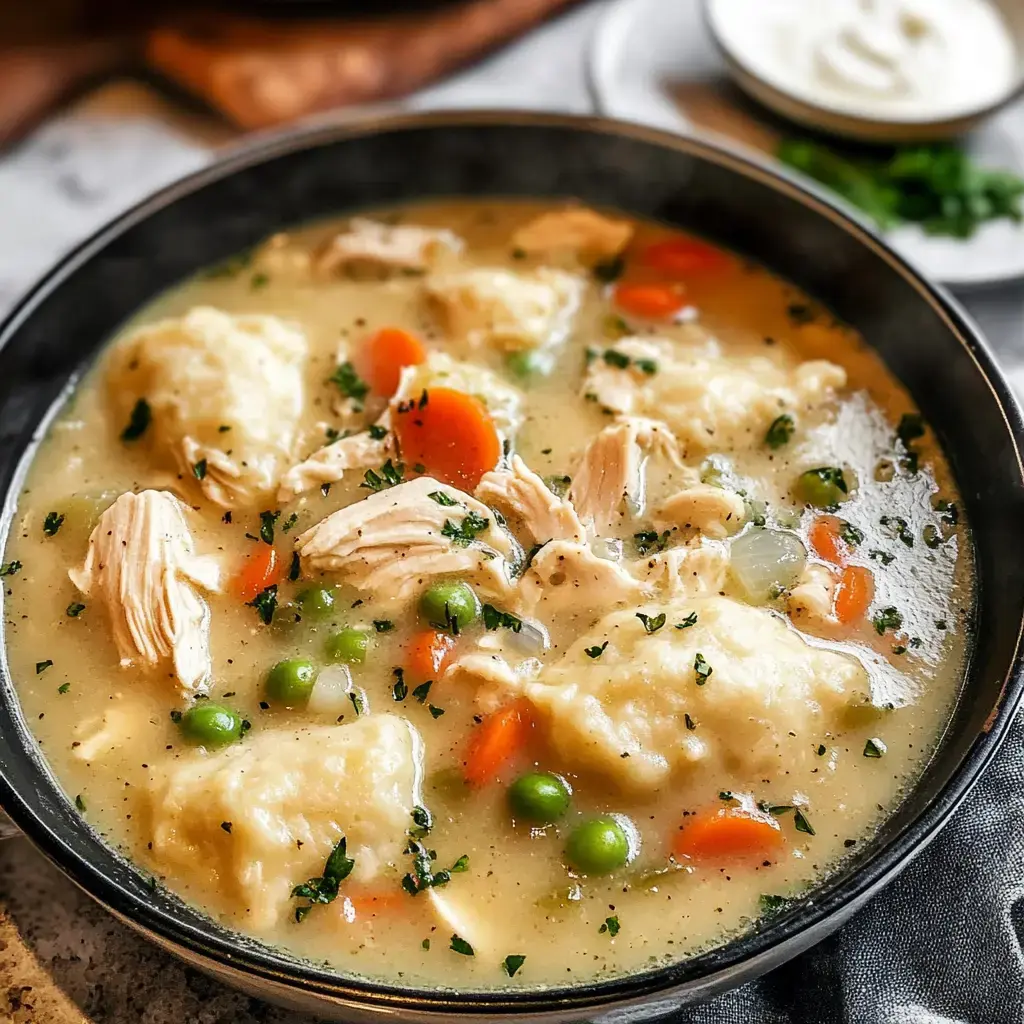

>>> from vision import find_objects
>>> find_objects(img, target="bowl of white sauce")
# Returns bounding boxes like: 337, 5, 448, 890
704, 0, 1024, 141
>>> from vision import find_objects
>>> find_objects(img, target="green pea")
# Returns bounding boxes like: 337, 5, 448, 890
419, 580, 479, 634
178, 702, 246, 749
508, 771, 572, 824
795, 466, 850, 508
565, 815, 632, 875
505, 350, 550, 380
265, 657, 317, 706
325, 627, 371, 664
296, 584, 339, 620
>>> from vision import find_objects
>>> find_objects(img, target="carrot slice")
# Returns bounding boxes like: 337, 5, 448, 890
346, 889, 411, 918
393, 386, 501, 491
834, 565, 874, 624
641, 238, 730, 276
463, 699, 534, 787
673, 808, 783, 862
236, 546, 280, 602
808, 515, 847, 566
360, 327, 427, 397
612, 282, 687, 320
407, 629, 457, 681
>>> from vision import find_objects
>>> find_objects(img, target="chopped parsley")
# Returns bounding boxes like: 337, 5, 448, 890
450, 854, 469, 873
348, 691, 366, 716
685, 713, 696, 730
66, 602, 86, 618
839, 521, 864, 547
428, 704, 446, 719
863, 737, 887, 758
402, 839, 453, 895
218, 424, 232, 433
221, 821, 233, 833
57, 682, 70, 695
42, 512, 65, 537
441, 512, 490, 546
592, 255, 625, 283
880, 515, 914, 547
693, 652, 713, 685
482, 604, 523, 633
869, 549, 895, 566
502, 954, 526, 977
0, 561, 21, 577
288, 551, 301, 582
250, 271, 269, 290
373, 619, 394, 633
367, 423, 388, 441
281, 513, 299, 533
602, 348, 631, 370
585, 641, 609, 659
450, 934, 475, 957
765, 414, 795, 449
636, 611, 666, 634
599, 915, 621, 937
409, 805, 433, 839
192, 459, 208, 481
633, 529, 671, 557
393, 668, 408, 701
635, 358, 658, 375
75, 794, 86, 812
120, 398, 151, 442
759, 893, 792, 916
291, 835, 355, 922
675, 612, 698, 629
35, 660, 53, 674
329, 361, 369, 404
361, 459, 405, 492
872, 606, 903, 635
259, 510, 280, 545
412, 681, 432, 703
923, 524, 941, 549
817, 744, 827, 756
603, 314, 631, 340
428, 490, 459, 507
248, 584, 278, 625
793, 809, 815, 836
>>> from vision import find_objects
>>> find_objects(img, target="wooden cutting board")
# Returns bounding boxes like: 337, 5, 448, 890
0, 0, 579, 146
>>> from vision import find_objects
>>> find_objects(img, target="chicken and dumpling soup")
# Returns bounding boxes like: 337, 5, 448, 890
3, 201, 971, 988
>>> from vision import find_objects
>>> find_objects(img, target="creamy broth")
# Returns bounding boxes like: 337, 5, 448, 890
3, 201, 971, 989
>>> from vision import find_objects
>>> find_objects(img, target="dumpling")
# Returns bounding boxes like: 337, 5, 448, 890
68, 490, 221, 693
147, 715, 423, 930
523, 595, 868, 792
582, 336, 846, 454
425, 267, 583, 353
108, 306, 307, 507
317, 218, 462, 274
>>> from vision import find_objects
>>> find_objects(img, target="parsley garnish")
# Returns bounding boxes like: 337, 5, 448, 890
603, 348, 631, 369
120, 398, 151, 442
373, 619, 394, 633
361, 458, 405, 492
685, 713, 696, 730
675, 612, 698, 629
282, 513, 299, 533
441, 512, 490, 546
450, 854, 469, 873
192, 459, 207, 481
368, 424, 388, 441
221, 821, 233, 833
43, 512, 64, 537
66, 602, 85, 618
869, 549, 895, 566
817, 744, 827, 756
402, 839, 457, 895
288, 551, 300, 582
248, 584, 278, 625
585, 641, 609, 659
412, 681, 432, 703
694, 652, 713, 685
218, 424, 232, 433
636, 611, 666, 634
428, 490, 459, 507
75, 794, 86, 812
259, 510, 280, 545
35, 660, 52, 674
502, 954, 526, 977
329, 362, 369, 404
0, 561, 21, 577
872, 606, 903, 635
635, 358, 658, 375
348, 691, 366, 716
482, 604, 522, 633
57, 682, 70, 694
291, 836, 355, 922
880, 515, 914, 547
250, 271, 269, 290
392, 668, 408, 701
765, 414, 795, 449
839, 521, 863, 547
793, 809, 815, 836
450, 934, 475, 957
428, 704, 446, 719
759, 893, 792, 915
633, 529, 670, 557
592, 255, 625, 283
409, 806, 433, 839
863, 737, 887, 758
599, 916, 621, 937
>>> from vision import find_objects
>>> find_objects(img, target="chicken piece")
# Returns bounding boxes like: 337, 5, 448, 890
392, 351, 523, 441
277, 421, 395, 503
475, 455, 584, 547
425, 267, 583, 353
639, 537, 730, 598
524, 596, 868, 792
296, 476, 518, 602
68, 491, 221, 692
445, 649, 542, 714
511, 208, 634, 261
654, 483, 746, 540
147, 715, 423, 930
569, 417, 681, 533
317, 217, 462, 274
582, 336, 846, 454
788, 563, 838, 627
108, 306, 307, 508
518, 540, 645, 617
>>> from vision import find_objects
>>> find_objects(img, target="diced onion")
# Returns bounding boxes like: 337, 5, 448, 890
730, 528, 807, 603
308, 664, 353, 716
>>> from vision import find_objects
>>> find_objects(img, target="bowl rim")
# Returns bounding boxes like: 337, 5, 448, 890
0, 107, 1022, 1016
700, 0, 1024, 134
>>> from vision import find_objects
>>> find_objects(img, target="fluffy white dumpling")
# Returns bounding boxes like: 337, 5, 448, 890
524, 596, 868, 792
109, 306, 307, 507
147, 715, 423, 929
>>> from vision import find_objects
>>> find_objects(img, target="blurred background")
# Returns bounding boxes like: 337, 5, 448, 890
0, 0, 1022, 1020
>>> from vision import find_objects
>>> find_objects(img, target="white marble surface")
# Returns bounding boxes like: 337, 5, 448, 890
0, 2, 1021, 1020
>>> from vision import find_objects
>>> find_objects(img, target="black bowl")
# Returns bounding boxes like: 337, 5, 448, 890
0, 111, 1021, 1022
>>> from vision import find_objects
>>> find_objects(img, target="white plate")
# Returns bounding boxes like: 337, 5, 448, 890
588, 0, 1024, 289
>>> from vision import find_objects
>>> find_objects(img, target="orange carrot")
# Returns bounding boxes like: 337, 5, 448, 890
808, 515, 847, 566
463, 699, 534, 787
393, 386, 501, 491
407, 629, 458, 682
612, 282, 687, 320
346, 889, 411, 918
834, 565, 874, 624
641, 237, 730, 277
236, 546, 280, 602
360, 327, 426, 397
673, 808, 783, 862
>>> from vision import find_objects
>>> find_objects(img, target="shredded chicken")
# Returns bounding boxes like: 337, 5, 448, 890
425, 267, 582, 353
518, 540, 645, 616
68, 491, 221, 692
317, 218, 462, 274
639, 538, 730, 598
445, 650, 541, 714
277, 422, 394, 503
654, 483, 746, 540
296, 476, 518, 601
788, 563, 837, 627
476, 455, 584, 547
569, 417, 681, 533
511, 208, 634, 260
